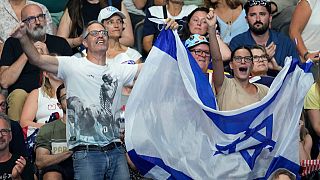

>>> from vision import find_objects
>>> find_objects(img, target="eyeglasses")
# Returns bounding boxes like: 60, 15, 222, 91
0, 101, 6, 109
105, 19, 124, 26
22, 14, 46, 24
84, 30, 108, 39
0, 128, 11, 136
248, 0, 268, 7
253, 55, 268, 62
233, 56, 253, 63
190, 49, 210, 57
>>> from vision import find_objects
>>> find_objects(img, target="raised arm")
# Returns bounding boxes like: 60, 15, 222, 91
289, 0, 318, 62
206, 9, 224, 93
120, 2, 134, 47
133, 0, 148, 10
11, 23, 59, 74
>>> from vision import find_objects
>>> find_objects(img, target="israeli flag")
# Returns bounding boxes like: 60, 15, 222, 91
125, 29, 314, 179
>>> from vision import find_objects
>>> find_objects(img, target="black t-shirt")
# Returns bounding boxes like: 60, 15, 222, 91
81, 0, 122, 29
0, 34, 73, 94
9, 120, 27, 157
0, 154, 34, 180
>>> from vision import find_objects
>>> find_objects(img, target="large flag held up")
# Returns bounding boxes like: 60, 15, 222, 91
125, 29, 314, 179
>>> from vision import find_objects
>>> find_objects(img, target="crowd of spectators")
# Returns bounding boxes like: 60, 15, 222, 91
0, 0, 319, 179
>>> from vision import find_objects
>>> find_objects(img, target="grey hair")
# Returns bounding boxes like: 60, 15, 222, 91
0, 112, 11, 129
82, 20, 107, 39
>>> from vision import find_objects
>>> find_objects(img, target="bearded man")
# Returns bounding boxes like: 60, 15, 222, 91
0, 4, 72, 121
229, 0, 299, 68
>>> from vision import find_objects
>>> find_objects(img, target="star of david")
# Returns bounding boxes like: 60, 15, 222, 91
214, 115, 276, 170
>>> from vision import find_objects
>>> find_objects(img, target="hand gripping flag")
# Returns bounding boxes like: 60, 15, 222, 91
125, 29, 314, 179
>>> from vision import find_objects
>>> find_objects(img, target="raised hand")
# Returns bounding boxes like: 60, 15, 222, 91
10, 23, 28, 40
266, 42, 276, 60
165, 18, 179, 30
34, 41, 49, 55
305, 51, 320, 62
11, 156, 26, 180
206, 8, 217, 28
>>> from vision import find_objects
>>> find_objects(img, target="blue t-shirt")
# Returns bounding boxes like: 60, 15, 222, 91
229, 30, 300, 67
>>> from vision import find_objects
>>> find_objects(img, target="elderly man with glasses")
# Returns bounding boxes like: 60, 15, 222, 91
11, 18, 143, 179
0, 112, 33, 180
229, 0, 299, 71
0, 4, 73, 121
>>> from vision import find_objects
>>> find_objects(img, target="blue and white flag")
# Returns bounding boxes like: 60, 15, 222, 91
125, 29, 314, 179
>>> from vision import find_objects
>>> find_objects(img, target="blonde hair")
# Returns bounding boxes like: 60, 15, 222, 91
41, 74, 54, 98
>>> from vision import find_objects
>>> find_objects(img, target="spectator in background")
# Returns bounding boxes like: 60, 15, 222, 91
289, 0, 320, 79
299, 117, 312, 161
185, 34, 211, 73
57, 0, 134, 52
20, 71, 63, 129
143, 0, 197, 53
304, 76, 320, 159
204, 0, 248, 44
125, 0, 167, 31
249, 45, 281, 87
99, 7, 143, 64
229, 0, 299, 69
0, 4, 72, 121
182, 7, 231, 61
0, 92, 27, 157
35, 84, 74, 180
0, 112, 33, 180
0, 0, 53, 57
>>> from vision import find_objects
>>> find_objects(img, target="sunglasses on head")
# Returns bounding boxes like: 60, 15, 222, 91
248, 0, 268, 7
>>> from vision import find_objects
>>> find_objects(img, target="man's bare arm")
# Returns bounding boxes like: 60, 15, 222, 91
35, 147, 73, 169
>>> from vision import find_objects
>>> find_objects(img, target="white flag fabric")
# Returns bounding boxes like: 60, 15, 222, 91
125, 29, 314, 179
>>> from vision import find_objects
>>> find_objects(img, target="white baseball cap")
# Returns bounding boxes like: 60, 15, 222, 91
98, 6, 126, 23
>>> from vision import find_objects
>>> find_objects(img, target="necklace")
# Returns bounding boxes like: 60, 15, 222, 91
221, 9, 234, 40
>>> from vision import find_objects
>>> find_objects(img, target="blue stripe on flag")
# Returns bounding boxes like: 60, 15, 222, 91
257, 156, 301, 179
154, 30, 177, 60
128, 150, 192, 179
186, 49, 217, 109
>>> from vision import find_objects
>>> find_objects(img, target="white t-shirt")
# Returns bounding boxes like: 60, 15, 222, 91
107, 47, 142, 65
57, 56, 138, 149
36, 88, 63, 123
301, 0, 320, 52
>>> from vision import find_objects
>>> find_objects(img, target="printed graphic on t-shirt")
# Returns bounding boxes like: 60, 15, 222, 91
67, 73, 121, 144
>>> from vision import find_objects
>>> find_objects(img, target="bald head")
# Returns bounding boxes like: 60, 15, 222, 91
21, 4, 43, 21
21, 4, 47, 41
